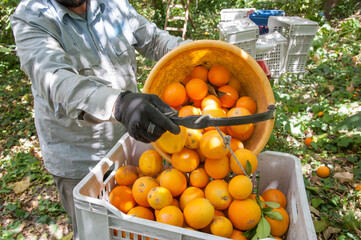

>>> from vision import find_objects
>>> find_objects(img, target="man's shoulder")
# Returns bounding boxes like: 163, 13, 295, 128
14, 0, 50, 16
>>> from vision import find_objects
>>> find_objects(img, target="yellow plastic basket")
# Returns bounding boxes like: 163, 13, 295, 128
143, 40, 275, 160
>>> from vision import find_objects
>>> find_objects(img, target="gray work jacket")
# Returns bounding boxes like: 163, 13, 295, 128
11, 0, 187, 178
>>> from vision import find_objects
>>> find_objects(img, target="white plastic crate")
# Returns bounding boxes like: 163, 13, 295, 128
218, 19, 259, 58
256, 31, 288, 78
73, 133, 317, 240
268, 16, 318, 74
220, 8, 256, 21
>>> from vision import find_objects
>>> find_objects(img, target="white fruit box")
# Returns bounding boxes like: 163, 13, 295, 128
218, 19, 259, 57
73, 133, 317, 240
220, 8, 256, 22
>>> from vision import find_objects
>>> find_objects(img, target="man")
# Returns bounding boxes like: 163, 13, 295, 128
11, 0, 188, 238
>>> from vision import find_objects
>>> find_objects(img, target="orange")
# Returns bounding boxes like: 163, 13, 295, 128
218, 85, 239, 108
171, 147, 200, 173
182, 75, 192, 85
147, 186, 173, 210
132, 176, 159, 207
249, 193, 265, 208
318, 111, 324, 117
214, 209, 226, 218
156, 205, 184, 227
265, 207, 289, 237
226, 107, 254, 137
185, 129, 203, 149
208, 65, 231, 87
190, 65, 208, 81
178, 105, 201, 117
228, 198, 262, 231
204, 180, 232, 210
227, 76, 242, 93
210, 216, 233, 238
227, 138, 244, 158
202, 107, 227, 132
155, 126, 187, 154
139, 150, 163, 177
189, 168, 210, 188
261, 189, 287, 208
201, 95, 222, 110
355, 184, 361, 191
109, 186, 136, 213
159, 168, 187, 197
317, 166, 330, 178
204, 156, 230, 180
184, 198, 214, 229
163, 82, 187, 107
114, 165, 139, 186
179, 187, 205, 210
230, 149, 258, 175
189, 98, 202, 108
236, 96, 257, 114
227, 124, 254, 142
229, 229, 248, 240
196, 147, 207, 163
199, 130, 229, 159
228, 175, 253, 200
127, 206, 155, 221
304, 137, 314, 146
186, 78, 208, 100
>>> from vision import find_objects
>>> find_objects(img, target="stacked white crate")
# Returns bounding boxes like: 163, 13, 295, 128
220, 8, 256, 21
255, 31, 288, 78
217, 18, 259, 58
268, 16, 318, 74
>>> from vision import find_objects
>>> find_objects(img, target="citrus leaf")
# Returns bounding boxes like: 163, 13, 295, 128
256, 216, 271, 238
264, 201, 280, 209
311, 198, 325, 208
264, 210, 283, 221
246, 160, 252, 175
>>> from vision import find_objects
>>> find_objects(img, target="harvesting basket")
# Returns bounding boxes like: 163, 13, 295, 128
142, 40, 275, 160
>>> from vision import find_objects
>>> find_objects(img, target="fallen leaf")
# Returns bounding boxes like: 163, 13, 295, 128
346, 83, 354, 93
333, 172, 354, 182
62, 232, 73, 240
8, 175, 31, 194
309, 205, 320, 216
328, 85, 335, 93
323, 226, 341, 239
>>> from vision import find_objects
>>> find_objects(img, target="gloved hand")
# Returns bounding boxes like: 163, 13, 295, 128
114, 91, 180, 143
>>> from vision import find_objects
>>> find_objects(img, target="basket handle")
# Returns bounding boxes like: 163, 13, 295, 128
169, 104, 275, 129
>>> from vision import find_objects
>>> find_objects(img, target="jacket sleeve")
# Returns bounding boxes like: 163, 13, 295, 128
10, 13, 120, 123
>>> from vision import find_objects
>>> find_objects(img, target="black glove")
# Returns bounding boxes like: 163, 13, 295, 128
114, 91, 180, 143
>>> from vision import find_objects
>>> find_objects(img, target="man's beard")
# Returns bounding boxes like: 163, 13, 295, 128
56, 0, 87, 8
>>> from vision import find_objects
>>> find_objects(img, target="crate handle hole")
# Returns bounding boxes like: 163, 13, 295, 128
291, 192, 298, 223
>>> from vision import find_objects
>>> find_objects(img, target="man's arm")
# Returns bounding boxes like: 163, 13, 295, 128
10, 15, 120, 122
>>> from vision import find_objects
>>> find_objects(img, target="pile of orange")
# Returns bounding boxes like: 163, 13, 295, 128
109, 65, 290, 239
161, 64, 257, 143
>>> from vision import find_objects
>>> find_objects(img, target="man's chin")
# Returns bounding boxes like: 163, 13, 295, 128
55, 0, 87, 8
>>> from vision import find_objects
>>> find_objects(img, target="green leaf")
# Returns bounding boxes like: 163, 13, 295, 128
336, 112, 361, 130
314, 219, 329, 232
263, 201, 280, 209
264, 210, 283, 221
246, 160, 252, 175
256, 217, 271, 238
311, 198, 325, 208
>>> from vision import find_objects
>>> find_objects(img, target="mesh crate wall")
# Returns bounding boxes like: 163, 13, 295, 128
256, 31, 287, 78
218, 19, 259, 58
268, 16, 318, 74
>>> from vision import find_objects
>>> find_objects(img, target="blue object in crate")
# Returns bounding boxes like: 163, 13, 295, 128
249, 10, 285, 34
